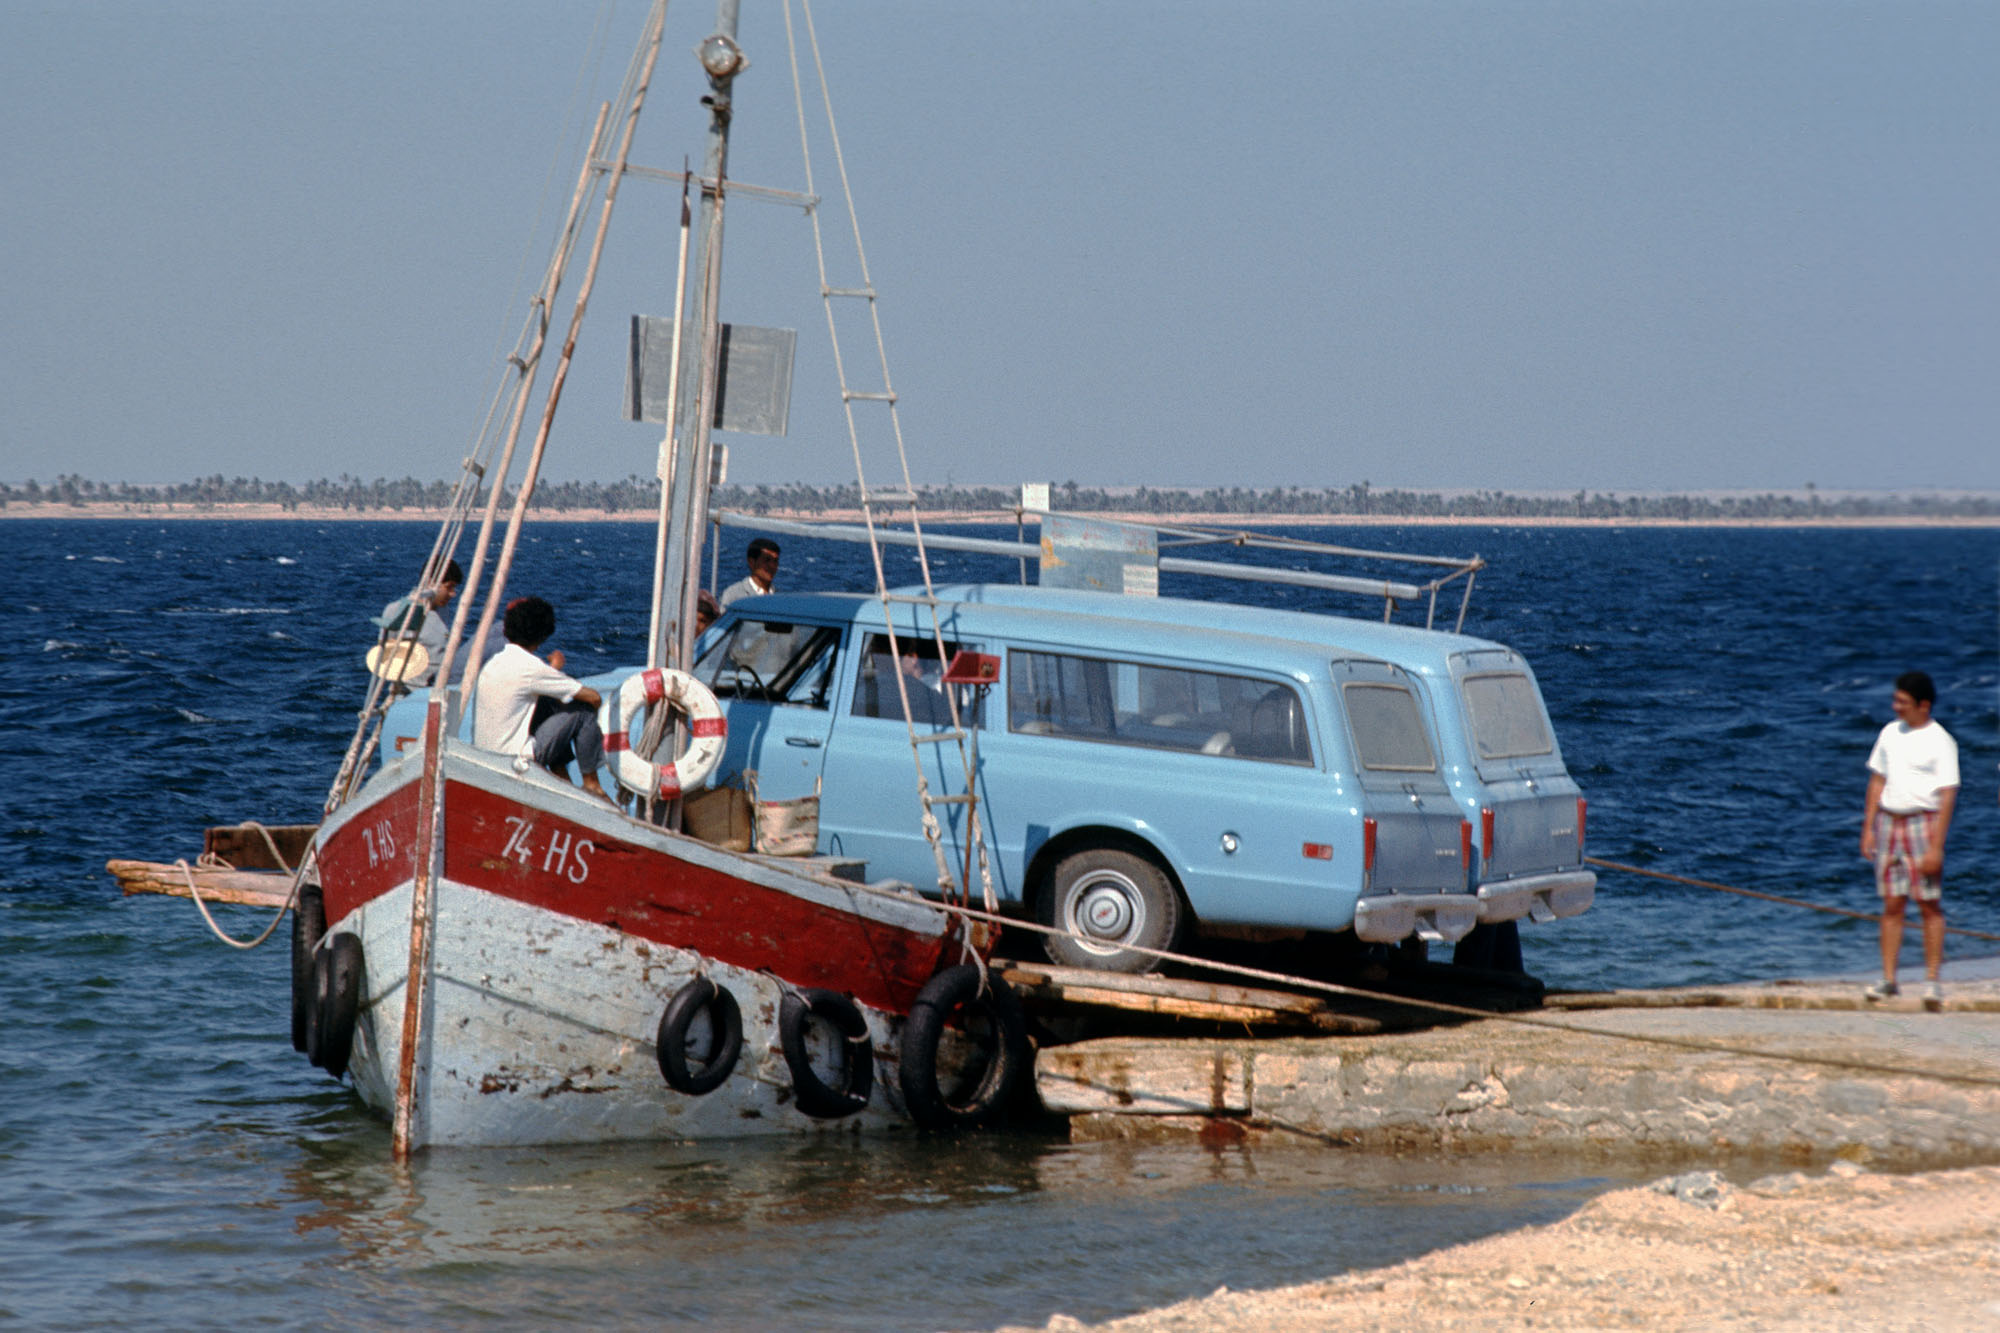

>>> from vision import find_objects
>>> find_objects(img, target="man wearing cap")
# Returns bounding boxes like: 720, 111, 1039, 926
1860, 670, 1959, 1006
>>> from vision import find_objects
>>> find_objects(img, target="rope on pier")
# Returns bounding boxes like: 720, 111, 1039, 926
865, 892, 2000, 1092
1587, 857, 2000, 943
174, 822, 313, 951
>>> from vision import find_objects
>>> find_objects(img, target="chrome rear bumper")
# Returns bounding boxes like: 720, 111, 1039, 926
1475, 869, 1596, 924
1353, 893, 1480, 945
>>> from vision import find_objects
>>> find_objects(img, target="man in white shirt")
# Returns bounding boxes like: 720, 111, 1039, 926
1860, 670, 1959, 1005
720, 537, 779, 606
473, 596, 610, 803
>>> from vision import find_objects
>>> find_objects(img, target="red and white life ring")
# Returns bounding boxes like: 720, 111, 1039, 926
597, 668, 727, 799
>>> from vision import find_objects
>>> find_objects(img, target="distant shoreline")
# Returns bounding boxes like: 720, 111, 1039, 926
6, 501, 2000, 529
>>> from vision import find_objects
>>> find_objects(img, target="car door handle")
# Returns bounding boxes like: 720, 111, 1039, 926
785, 736, 823, 748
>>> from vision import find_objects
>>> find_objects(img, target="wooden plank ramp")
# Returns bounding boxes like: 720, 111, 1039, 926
107, 860, 293, 909
997, 960, 1388, 1034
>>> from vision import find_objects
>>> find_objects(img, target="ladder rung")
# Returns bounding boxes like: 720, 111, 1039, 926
842, 390, 898, 403
927, 793, 976, 806
910, 729, 968, 745
879, 591, 938, 606
862, 490, 917, 506
823, 286, 876, 299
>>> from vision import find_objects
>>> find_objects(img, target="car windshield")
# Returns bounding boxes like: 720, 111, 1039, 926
693, 619, 841, 707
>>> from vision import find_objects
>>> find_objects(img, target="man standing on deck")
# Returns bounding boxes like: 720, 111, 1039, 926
1860, 670, 1958, 1006
720, 537, 780, 606
473, 596, 611, 804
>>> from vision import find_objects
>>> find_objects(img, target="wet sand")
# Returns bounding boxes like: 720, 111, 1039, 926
992, 1162, 2000, 1331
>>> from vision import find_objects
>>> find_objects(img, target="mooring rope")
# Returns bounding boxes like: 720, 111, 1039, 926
844, 890, 2000, 1092
1587, 856, 2000, 943
174, 821, 313, 952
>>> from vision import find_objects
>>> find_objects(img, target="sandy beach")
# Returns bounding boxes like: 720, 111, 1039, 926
7, 500, 2000, 529
991, 1162, 2000, 1332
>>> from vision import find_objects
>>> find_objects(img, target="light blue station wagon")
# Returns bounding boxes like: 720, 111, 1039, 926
684, 583, 1593, 972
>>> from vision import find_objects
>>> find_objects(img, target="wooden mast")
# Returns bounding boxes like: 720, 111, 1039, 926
659, 0, 746, 675
390, 3, 672, 1162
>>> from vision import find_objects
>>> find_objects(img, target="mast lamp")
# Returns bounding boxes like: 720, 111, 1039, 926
697, 33, 746, 80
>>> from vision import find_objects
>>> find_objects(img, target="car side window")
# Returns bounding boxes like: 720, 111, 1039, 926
694, 620, 841, 708
851, 634, 969, 728
1008, 649, 1310, 764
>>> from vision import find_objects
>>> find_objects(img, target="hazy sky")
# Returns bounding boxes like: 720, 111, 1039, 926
3, 1, 1994, 492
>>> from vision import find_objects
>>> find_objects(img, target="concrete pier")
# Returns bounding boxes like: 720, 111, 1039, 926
1036, 970, 2000, 1168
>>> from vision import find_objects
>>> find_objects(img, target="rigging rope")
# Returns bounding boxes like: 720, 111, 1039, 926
1587, 856, 2000, 943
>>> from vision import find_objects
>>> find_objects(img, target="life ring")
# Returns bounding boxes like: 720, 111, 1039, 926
308, 933, 365, 1079
291, 884, 326, 1053
778, 989, 875, 1119
898, 965, 1030, 1129
597, 668, 727, 800
656, 976, 743, 1096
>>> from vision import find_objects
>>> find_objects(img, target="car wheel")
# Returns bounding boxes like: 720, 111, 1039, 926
1040, 847, 1181, 974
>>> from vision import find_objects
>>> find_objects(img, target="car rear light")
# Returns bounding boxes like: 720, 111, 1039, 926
1460, 818, 1472, 870
1362, 817, 1377, 873
1303, 842, 1333, 861
1576, 797, 1587, 856
1480, 806, 1495, 862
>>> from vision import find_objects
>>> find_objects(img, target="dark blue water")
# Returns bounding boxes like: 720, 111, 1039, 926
4, 518, 1995, 1329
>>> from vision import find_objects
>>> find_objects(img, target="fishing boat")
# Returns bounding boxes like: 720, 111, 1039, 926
115, 0, 1598, 1156
281, 0, 1029, 1155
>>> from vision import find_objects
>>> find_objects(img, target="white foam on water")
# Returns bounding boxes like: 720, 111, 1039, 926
42, 639, 82, 652
275, 556, 298, 565
175, 708, 217, 724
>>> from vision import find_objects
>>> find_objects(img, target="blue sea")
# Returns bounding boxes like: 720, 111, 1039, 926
4, 518, 1995, 1330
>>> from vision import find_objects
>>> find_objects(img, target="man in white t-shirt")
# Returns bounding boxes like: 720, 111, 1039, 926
473, 596, 610, 803
1860, 670, 1959, 1006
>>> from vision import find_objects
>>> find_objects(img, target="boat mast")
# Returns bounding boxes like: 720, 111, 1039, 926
658, 0, 746, 672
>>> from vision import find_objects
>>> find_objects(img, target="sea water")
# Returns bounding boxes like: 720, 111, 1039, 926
3, 519, 1994, 1329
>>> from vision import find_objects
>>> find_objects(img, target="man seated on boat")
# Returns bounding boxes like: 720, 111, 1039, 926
472, 595, 611, 803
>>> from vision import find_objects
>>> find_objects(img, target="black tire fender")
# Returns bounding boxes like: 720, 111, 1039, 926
656, 976, 744, 1096
309, 932, 365, 1079
290, 884, 326, 1053
898, 964, 1030, 1130
778, 988, 874, 1119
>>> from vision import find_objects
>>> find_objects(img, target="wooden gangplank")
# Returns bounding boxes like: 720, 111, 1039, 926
997, 960, 1388, 1034
108, 860, 294, 908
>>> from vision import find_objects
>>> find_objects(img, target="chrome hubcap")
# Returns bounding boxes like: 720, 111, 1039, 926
1070, 870, 1143, 949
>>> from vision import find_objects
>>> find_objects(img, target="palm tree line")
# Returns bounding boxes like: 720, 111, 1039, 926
6, 473, 1995, 521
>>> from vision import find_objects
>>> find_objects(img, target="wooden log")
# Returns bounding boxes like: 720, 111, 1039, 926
1038, 1044, 1251, 1116
107, 860, 293, 909
997, 961, 1384, 1034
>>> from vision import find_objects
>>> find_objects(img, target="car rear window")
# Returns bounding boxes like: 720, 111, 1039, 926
1460, 672, 1554, 760
1342, 682, 1436, 771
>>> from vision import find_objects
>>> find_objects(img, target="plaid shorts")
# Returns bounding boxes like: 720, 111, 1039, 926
1874, 810, 1943, 903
